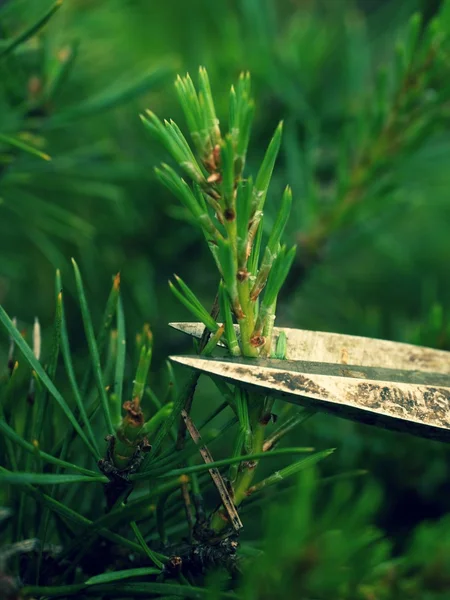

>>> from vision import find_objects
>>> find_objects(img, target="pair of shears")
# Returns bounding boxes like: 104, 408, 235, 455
169, 323, 450, 443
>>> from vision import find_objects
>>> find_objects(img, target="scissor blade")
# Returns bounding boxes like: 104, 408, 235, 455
170, 322, 228, 347
169, 355, 450, 442
169, 322, 449, 374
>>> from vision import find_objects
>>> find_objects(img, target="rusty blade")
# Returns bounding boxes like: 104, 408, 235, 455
169, 323, 449, 375
169, 355, 450, 442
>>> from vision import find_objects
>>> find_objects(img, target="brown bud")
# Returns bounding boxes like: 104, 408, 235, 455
224, 208, 235, 221
237, 269, 249, 282
250, 335, 265, 348
122, 398, 144, 428
168, 555, 183, 574
242, 459, 258, 470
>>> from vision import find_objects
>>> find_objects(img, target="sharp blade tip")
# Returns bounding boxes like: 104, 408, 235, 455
168, 322, 190, 332
168, 322, 205, 338
168, 354, 205, 368
168, 354, 189, 364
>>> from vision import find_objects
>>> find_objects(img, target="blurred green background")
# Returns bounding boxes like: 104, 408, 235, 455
2, 0, 450, 592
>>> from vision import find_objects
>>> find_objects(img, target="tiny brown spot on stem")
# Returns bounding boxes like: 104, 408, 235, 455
122, 397, 144, 427
242, 460, 257, 470
250, 335, 265, 348
224, 208, 235, 221
237, 269, 249, 282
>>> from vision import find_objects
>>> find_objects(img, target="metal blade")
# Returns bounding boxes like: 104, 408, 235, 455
169, 355, 450, 442
169, 322, 449, 374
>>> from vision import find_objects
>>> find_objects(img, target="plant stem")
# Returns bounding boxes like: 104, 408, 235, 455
237, 280, 258, 357
224, 213, 258, 358
232, 420, 265, 505
210, 397, 266, 532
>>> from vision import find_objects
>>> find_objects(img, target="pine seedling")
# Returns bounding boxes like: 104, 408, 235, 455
0, 259, 330, 591
144, 68, 331, 534
142, 67, 292, 358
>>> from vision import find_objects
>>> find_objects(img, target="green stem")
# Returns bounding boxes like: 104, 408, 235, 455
232, 420, 265, 505
237, 278, 258, 357
210, 399, 266, 531
224, 211, 258, 357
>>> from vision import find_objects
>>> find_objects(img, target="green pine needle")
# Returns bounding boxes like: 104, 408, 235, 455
0, 133, 51, 161
71, 258, 115, 434
56, 271, 100, 458
0, 304, 97, 457
85, 567, 162, 586
169, 276, 219, 333
0, 0, 62, 59
0, 472, 108, 485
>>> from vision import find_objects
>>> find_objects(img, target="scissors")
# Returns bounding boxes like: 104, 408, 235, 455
169, 323, 450, 443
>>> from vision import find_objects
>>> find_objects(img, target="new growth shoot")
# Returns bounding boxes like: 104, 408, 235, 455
141, 67, 295, 359
142, 67, 299, 530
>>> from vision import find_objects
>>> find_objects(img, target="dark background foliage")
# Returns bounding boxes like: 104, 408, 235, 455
1, 0, 450, 597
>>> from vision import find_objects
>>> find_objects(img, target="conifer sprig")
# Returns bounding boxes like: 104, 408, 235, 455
142, 68, 321, 534
142, 67, 294, 358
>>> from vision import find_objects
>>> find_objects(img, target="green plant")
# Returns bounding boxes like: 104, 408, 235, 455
0, 66, 333, 597
2, 1, 450, 597
142, 68, 332, 533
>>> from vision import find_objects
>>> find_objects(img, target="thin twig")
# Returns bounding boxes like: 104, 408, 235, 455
181, 410, 243, 532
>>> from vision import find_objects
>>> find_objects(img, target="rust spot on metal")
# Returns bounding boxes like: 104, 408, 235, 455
168, 350, 450, 442
340, 368, 367, 379
351, 382, 450, 429
247, 368, 330, 399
